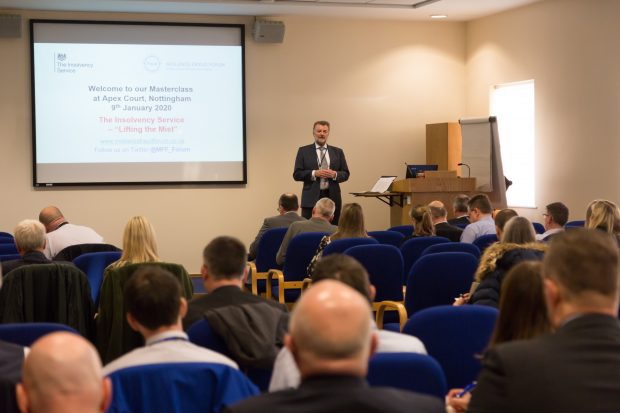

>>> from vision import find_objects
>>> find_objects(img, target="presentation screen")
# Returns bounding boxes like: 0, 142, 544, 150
30, 20, 246, 186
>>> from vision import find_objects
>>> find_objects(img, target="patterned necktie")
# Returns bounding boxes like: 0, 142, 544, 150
319, 147, 329, 190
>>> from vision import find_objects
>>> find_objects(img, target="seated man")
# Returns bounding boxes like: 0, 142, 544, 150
466, 229, 620, 413
226, 280, 443, 413
269, 254, 427, 391
16, 332, 111, 413
103, 266, 237, 376
276, 197, 337, 265
1, 219, 54, 275
38, 206, 104, 259
428, 201, 463, 242
448, 194, 470, 226
460, 194, 496, 243
248, 193, 306, 261
536, 201, 568, 241
183, 236, 288, 369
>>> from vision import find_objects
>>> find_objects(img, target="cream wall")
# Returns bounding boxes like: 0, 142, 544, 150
466, 0, 620, 222
0, 9, 466, 271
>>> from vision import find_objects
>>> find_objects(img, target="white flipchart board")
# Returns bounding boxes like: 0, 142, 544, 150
459, 117, 507, 209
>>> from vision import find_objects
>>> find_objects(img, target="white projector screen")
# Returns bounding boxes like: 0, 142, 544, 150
30, 20, 246, 186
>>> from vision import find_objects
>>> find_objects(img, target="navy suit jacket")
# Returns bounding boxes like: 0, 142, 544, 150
293, 144, 350, 209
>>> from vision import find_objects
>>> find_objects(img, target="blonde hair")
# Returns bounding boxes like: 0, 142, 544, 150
332, 203, 368, 241
410, 205, 435, 237
108, 216, 160, 269
586, 199, 620, 235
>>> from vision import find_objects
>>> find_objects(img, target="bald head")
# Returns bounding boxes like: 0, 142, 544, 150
38, 206, 66, 232
287, 280, 376, 378
17, 332, 111, 413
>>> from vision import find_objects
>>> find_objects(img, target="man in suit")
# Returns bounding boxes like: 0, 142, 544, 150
226, 280, 443, 413
460, 229, 620, 413
447, 194, 470, 226
183, 236, 288, 330
275, 198, 338, 265
428, 200, 463, 242
293, 120, 350, 225
16, 332, 112, 413
536, 201, 568, 242
1, 219, 54, 275
248, 193, 306, 261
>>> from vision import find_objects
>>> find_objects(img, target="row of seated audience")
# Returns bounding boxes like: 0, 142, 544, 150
1, 196, 620, 412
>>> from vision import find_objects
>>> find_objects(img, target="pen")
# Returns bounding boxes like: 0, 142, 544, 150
456, 381, 477, 398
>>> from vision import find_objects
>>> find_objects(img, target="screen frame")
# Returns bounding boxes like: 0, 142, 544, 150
30, 19, 247, 187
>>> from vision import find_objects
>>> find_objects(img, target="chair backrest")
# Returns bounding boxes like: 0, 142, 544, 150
0, 263, 95, 339
367, 352, 447, 400
344, 244, 404, 302
107, 362, 259, 413
96, 262, 193, 364
421, 242, 481, 260
405, 252, 478, 316
0, 232, 13, 239
472, 234, 498, 252
400, 236, 451, 277
255, 227, 288, 272
0, 236, 14, 244
187, 318, 273, 392
0, 323, 79, 346
53, 243, 121, 262
282, 232, 329, 281
565, 220, 585, 228
0, 244, 18, 255
532, 222, 545, 234
73, 251, 123, 306
0, 254, 20, 262
368, 230, 405, 247
387, 225, 414, 237
322, 237, 378, 257
403, 305, 498, 389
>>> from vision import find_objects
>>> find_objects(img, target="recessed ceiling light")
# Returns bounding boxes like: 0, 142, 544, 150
430, 15, 448, 19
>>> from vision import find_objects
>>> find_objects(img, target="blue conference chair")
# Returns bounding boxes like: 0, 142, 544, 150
248, 227, 287, 296
267, 232, 328, 305
322, 237, 378, 257
368, 230, 405, 247
0, 232, 13, 239
0, 323, 79, 347
404, 252, 478, 316
565, 220, 585, 228
0, 253, 20, 262
367, 352, 447, 400
73, 251, 122, 306
387, 225, 414, 237
106, 362, 259, 413
532, 222, 545, 234
0, 236, 14, 244
403, 305, 498, 389
0, 244, 18, 255
421, 242, 481, 260
400, 236, 451, 278
472, 234, 498, 253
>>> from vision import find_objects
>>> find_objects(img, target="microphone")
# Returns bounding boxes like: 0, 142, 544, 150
458, 162, 471, 178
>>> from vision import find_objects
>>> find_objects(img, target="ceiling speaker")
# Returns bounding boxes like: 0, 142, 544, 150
252, 20, 285, 43
0, 14, 21, 38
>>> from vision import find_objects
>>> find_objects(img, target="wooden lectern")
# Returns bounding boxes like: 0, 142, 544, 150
389, 175, 476, 227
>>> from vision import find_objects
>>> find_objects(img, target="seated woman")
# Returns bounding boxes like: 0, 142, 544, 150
401, 205, 435, 244
105, 215, 160, 274
456, 216, 546, 308
307, 203, 368, 277
585, 199, 620, 245
446, 261, 552, 412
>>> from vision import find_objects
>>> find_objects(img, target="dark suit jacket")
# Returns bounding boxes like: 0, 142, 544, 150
183, 285, 288, 330
447, 215, 470, 226
224, 375, 444, 413
248, 212, 306, 260
1, 251, 52, 275
468, 313, 620, 413
293, 144, 350, 209
434, 222, 463, 242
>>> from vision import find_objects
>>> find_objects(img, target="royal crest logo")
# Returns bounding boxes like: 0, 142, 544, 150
57, 53, 67, 61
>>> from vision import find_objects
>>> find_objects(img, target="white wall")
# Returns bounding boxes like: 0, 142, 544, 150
0, 9, 466, 271
466, 0, 620, 222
